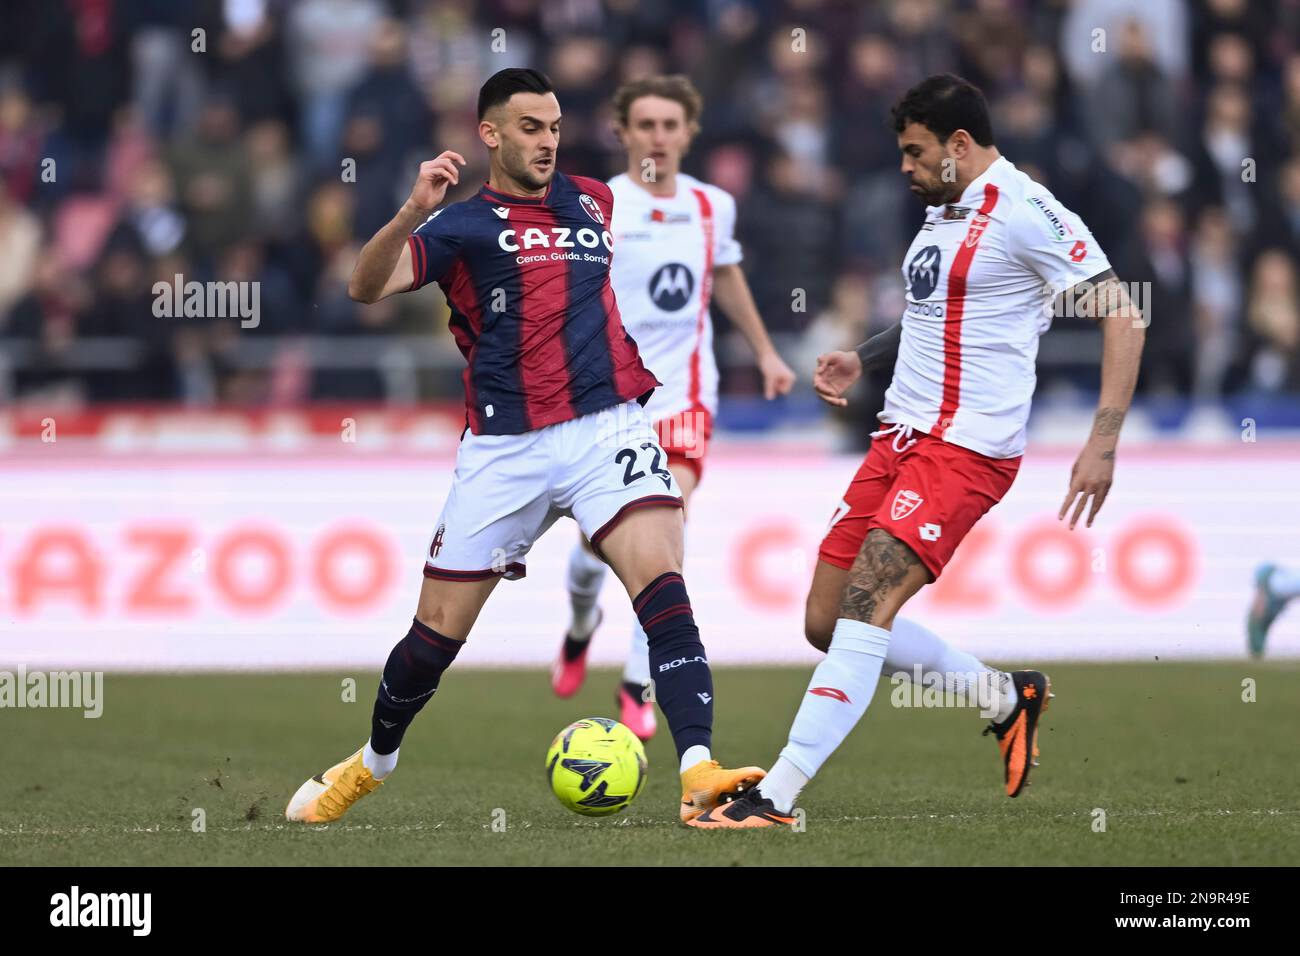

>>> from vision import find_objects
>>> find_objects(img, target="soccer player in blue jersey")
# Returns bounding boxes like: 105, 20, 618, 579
286, 68, 764, 825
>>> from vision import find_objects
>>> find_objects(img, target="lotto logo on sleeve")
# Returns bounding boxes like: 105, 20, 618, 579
891, 490, 924, 521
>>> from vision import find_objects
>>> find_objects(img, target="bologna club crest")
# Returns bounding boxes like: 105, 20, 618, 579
579, 194, 604, 224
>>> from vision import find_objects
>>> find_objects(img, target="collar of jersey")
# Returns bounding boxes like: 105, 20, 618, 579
478, 180, 553, 206
953, 155, 1010, 208
617, 172, 678, 200
931, 155, 1010, 215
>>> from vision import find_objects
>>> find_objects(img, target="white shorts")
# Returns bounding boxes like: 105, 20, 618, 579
424, 401, 683, 582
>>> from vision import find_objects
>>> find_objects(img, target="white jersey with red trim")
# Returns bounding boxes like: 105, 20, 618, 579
607, 172, 742, 423
882, 155, 1111, 459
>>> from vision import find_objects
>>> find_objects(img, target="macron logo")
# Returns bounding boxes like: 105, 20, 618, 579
493, 206, 509, 219
50, 886, 151, 936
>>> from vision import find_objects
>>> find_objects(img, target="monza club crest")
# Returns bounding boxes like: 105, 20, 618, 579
890, 489, 924, 521
579, 194, 605, 224
963, 212, 991, 248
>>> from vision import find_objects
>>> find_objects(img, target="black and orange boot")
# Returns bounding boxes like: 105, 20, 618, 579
983, 670, 1052, 797
685, 787, 796, 829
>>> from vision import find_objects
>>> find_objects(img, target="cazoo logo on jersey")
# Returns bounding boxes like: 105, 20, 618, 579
497, 226, 613, 253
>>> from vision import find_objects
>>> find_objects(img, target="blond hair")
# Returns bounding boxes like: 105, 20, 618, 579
612, 74, 703, 134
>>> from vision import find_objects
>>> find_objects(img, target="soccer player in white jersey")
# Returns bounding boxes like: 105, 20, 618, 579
690, 73, 1146, 827
551, 75, 795, 739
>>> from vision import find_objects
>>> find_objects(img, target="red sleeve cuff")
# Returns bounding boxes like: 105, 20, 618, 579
407, 234, 425, 290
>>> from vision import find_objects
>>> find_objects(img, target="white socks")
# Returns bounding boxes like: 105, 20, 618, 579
760, 757, 809, 814
680, 744, 712, 776
623, 619, 651, 685
362, 741, 398, 780
758, 619, 891, 813
887, 617, 1016, 722
567, 540, 657, 688
566, 542, 607, 638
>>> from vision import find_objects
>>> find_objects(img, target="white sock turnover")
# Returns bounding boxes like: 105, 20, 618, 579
680, 744, 711, 776
362, 740, 398, 780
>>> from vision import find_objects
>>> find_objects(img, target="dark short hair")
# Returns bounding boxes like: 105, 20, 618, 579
477, 68, 554, 119
891, 73, 995, 146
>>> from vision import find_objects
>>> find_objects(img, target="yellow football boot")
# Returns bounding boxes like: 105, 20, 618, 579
286, 748, 382, 823
679, 759, 765, 823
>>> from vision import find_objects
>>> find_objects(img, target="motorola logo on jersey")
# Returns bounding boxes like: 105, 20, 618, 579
649, 262, 694, 311
497, 226, 613, 253
907, 245, 942, 300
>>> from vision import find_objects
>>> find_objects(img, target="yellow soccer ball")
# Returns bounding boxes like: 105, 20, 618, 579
546, 717, 648, 816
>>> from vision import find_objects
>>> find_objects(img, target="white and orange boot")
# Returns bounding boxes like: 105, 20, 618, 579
286, 747, 383, 823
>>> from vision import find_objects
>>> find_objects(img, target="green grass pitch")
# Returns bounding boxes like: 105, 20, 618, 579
3, 663, 1297, 866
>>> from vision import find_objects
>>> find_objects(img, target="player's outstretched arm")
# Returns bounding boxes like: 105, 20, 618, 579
812, 323, 901, 408
1058, 268, 1146, 529
348, 151, 466, 303
711, 263, 796, 399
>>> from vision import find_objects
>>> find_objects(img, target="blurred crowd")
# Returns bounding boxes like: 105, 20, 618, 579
1, 0, 1299, 420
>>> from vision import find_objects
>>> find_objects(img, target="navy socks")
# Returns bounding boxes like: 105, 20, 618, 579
370, 618, 463, 754
634, 572, 713, 758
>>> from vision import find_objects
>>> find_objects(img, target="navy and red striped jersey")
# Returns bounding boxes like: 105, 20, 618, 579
407, 170, 660, 435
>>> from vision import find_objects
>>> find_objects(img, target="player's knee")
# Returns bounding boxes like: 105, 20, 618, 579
383, 618, 464, 690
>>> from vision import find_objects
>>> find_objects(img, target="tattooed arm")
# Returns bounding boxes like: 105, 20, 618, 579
1058, 268, 1146, 529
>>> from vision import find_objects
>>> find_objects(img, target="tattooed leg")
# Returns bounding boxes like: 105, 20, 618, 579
840, 529, 932, 628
